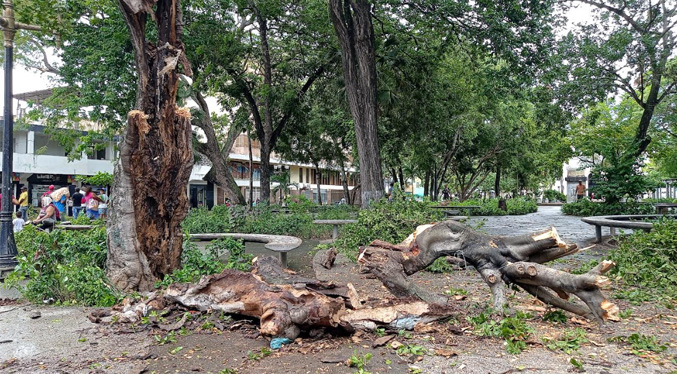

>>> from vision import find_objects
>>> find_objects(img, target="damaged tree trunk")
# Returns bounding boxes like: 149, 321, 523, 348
160, 256, 453, 339
107, 0, 194, 291
359, 221, 618, 323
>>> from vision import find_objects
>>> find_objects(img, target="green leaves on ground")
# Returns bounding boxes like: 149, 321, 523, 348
156, 237, 251, 288
6, 224, 119, 307
607, 220, 677, 304
468, 310, 534, 354
542, 328, 588, 354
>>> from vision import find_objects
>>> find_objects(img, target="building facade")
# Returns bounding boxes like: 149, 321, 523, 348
1, 122, 356, 212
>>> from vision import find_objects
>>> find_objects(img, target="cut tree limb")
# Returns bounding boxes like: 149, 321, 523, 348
359, 221, 618, 323
161, 257, 454, 338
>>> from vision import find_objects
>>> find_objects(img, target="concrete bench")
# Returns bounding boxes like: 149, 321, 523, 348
189, 233, 302, 267
312, 219, 358, 240
432, 205, 481, 215
581, 214, 677, 243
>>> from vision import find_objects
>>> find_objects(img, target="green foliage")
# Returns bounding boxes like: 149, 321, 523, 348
396, 344, 427, 356
543, 328, 588, 354
468, 310, 534, 354
607, 220, 677, 304
157, 237, 250, 288
247, 348, 273, 361
455, 197, 538, 216
75, 172, 114, 187
332, 195, 444, 260
443, 287, 468, 296
348, 351, 373, 374
569, 99, 661, 204
570, 358, 584, 371
542, 310, 567, 324
5, 225, 119, 307
182, 206, 235, 234
561, 200, 655, 216
427, 257, 456, 273
608, 334, 668, 355
154, 331, 177, 345
543, 189, 566, 202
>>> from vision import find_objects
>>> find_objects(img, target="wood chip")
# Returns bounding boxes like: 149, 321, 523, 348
434, 348, 457, 358
371, 335, 395, 348
389, 340, 403, 349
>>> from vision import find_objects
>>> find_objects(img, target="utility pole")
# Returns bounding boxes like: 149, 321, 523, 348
0, 0, 41, 277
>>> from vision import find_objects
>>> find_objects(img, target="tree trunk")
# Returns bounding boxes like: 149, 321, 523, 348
248, 130, 254, 208
494, 165, 501, 197
192, 90, 245, 205
315, 164, 323, 205
159, 256, 453, 339
330, 0, 384, 208
107, 0, 194, 291
340, 162, 351, 205
359, 222, 619, 323
424, 171, 430, 197
398, 167, 405, 191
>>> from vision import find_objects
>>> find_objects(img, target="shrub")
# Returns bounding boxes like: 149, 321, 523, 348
561, 200, 655, 216
157, 237, 250, 288
607, 220, 677, 304
455, 197, 538, 216
332, 192, 445, 260
543, 189, 567, 202
182, 205, 235, 234
6, 225, 120, 306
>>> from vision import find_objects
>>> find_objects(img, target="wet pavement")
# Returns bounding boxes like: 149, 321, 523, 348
468, 205, 596, 247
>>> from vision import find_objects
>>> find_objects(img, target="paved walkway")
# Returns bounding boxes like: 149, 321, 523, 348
468, 205, 595, 247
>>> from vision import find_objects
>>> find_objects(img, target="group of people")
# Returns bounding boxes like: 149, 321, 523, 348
6, 184, 109, 233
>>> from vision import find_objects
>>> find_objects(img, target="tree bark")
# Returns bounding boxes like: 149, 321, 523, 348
108, 0, 194, 291
359, 222, 619, 323
248, 129, 254, 208
159, 256, 453, 339
494, 165, 501, 197
329, 0, 384, 208
191, 89, 245, 205
315, 164, 323, 205
424, 171, 430, 197
340, 162, 351, 205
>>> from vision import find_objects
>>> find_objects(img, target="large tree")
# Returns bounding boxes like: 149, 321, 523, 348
555, 0, 676, 156
106, 0, 194, 291
186, 0, 331, 203
329, 0, 384, 208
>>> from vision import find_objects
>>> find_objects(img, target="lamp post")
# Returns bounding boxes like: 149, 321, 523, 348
0, 0, 41, 275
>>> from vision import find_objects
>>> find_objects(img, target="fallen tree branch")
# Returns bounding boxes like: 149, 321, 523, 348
359, 221, 618, 323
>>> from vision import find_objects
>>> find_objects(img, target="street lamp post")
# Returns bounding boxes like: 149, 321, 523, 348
0, 0, 18, 274
0, 1, 41, 275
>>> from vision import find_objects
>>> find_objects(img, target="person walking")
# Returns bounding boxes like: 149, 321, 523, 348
83, 186, 102, 220
576, 181, 586, 201
98, 188, 108, 220
17, 185, 29, 220
71, 188, 84, 219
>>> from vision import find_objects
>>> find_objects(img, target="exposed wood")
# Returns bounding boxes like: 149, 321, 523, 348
107, 0, 194, 291
359, 221, 618, 323
316, 247, 338, 269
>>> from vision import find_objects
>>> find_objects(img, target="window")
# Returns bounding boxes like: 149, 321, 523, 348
299, 167, 303, 183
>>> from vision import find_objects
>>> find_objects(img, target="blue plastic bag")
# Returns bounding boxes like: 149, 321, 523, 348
270, 337, 293, 349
